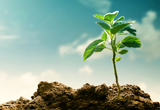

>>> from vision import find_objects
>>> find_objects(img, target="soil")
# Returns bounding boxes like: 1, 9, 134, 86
0, 81, 160, 110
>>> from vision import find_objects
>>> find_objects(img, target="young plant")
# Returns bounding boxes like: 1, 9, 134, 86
83, 11, 141, 99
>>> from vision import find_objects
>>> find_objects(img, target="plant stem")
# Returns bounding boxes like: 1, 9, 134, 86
111, 34, 121, 99
112, 51, 121, 99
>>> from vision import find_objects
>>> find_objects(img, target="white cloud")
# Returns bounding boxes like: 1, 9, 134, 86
59, 32, 112, 60
138, 82, 160, 102
129, 11, 160, 61
137, 82, 160, 102
79, 65, 93, 75
0, 24, 18, 40
0, 70, 60, 104
40, 70, 60, 81
148, 87, 160, 102
59, 45, 75, 57
138, 82, 147, 90
59, 33, 87, 56
0, 22, 41, 48
0, 35, 18, 40
78, 0, 111, 13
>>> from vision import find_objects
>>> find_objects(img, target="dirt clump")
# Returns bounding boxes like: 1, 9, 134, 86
0, 81, 160, 110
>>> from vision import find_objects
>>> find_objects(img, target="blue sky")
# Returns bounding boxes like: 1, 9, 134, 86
0, 0, 160, 104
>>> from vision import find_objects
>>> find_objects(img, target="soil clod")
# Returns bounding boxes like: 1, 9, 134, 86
0, 81, 160, 110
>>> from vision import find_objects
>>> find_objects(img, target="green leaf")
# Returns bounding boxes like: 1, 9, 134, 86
120, 25, 136, 36
118, 32, 130, 35
93, 14, 111, 24
118, 49, 128, 55
116, 16, 125, 22
96, 22, 111, 35
101, 32, 107, 41
83, 39, 104, 61
115, 56, 121, 62
103, 11, 119, 23
93, 14, 104, 21
111, 22, 130, 34
95, 43, 106, 52
116, 41, 125, 49
113, 21, 124, 27
121, 36, 141, 48
127, 28, 136, 36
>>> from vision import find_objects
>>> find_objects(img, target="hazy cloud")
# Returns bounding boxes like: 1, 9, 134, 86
79, 65, 93, 75
40, 70, 60, 81
129, 11, 160, 61
0, 70, 60, 104
0, 35, 18, 40
59, 33, 87, 56
148, 86, 160, 102
138, 82, 147, 90
0, 24, 18, 40
78, 0, 111, 13
59, 32, 112, 60
137, 82, 160, 102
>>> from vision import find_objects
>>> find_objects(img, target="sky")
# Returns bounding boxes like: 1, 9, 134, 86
0, 0, 160, 104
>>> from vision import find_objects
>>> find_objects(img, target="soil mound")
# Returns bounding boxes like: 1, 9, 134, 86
0, 81, 160, 110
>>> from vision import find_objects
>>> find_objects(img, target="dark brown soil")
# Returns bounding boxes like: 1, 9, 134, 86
0, 81, 160, 110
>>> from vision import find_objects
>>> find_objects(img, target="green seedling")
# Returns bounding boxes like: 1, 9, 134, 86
83, 11, 141, 99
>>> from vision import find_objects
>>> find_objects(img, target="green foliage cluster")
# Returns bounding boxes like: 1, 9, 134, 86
83, 11, 141, 61
83, 11, 141, 99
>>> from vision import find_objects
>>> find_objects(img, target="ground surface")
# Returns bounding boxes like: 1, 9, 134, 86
0, 81, 160, 110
